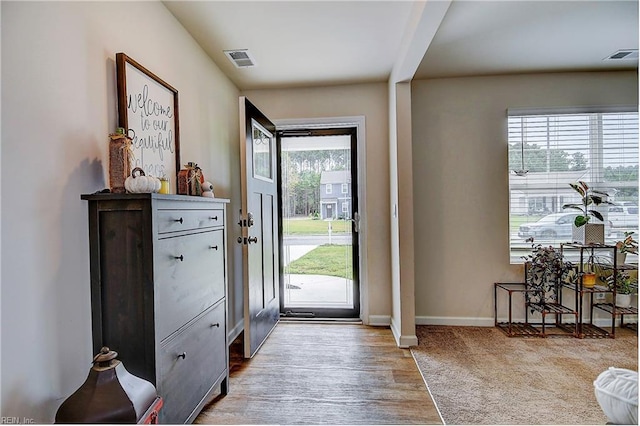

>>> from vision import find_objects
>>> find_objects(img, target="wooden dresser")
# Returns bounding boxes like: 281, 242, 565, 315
81, 193, 229, 424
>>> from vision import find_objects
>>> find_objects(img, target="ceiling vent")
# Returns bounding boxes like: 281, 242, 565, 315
603, 49, 639, 61
224, 49, 256, 68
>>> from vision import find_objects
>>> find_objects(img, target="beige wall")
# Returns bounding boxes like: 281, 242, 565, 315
1, 2, 240, 421
242, 84, 392, 322
411, 71, 638, 324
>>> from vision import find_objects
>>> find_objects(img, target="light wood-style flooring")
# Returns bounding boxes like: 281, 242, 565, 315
195, 322, 442, 425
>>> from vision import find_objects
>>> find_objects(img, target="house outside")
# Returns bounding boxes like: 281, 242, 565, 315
509, 169, 637, 217
320, 170, 351, 219
509, 170, 590, 216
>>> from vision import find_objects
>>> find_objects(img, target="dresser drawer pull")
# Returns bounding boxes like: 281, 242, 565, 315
174, 217, 184, 224
210, 216, 218, 221
177, 352, 187, 360
210, 245, 219, 250
174, 255, 184, 262
211, 323, 220, 328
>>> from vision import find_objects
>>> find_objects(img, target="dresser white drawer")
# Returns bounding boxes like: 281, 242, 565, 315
155, 230, 225, 340
157, 209, 223, 234
158, 303, 226, 424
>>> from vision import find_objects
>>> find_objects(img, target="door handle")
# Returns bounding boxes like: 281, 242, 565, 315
248, 236, 258, 244
349, 212, 360, 233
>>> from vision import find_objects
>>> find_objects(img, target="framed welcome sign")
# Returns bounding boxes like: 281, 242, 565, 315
116, 52, 180, 193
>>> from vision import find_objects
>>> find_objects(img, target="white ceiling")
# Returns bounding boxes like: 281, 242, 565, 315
163, 0, 639, 90
416, 0, 639, 79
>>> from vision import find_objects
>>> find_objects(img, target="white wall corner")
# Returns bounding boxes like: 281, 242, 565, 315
390, 0, 452, 83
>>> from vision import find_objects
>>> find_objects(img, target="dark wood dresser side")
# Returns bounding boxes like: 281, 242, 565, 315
81, 193, 230, 424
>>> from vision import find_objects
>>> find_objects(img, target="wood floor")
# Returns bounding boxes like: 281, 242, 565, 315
195, 322, 442, 425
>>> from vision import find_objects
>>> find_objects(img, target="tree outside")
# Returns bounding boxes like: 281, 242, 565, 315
282, 149, 350, 217
508, 142, 638, 200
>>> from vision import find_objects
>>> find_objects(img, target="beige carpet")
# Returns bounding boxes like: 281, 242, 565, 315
411, 325, 638, 425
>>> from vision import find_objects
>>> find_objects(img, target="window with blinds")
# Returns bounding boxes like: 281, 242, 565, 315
508, 108, 639, 262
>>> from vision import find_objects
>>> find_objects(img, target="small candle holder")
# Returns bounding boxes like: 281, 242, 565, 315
159, 176, 170, 194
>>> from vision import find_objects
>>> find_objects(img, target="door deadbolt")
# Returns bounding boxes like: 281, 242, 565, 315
237, 236, 259, 245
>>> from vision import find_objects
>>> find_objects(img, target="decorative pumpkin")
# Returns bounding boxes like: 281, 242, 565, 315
125, 167, 161, 193
202, 181, 214, 192
201, 181, 214, 198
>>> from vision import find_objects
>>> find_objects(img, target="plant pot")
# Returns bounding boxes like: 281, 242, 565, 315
582, 273, 597, 288
616, 251, 627, 266
572, 223, 604, 245
615, 293, 632, 308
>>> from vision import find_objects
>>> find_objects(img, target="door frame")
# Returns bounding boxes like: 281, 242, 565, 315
273, 116, 368, 323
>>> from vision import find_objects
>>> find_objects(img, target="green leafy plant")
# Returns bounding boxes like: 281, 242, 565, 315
616, 231, 638, 254
562, 180, 613, 227
521, 240, 572, 311
601, 270, 637, 295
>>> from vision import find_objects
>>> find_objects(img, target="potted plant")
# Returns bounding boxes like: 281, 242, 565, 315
562, 181, 613, 244
582, 252, 609, 288
602, 270, 637, 308
521, 240, 571, 312
615, 231, 638, 265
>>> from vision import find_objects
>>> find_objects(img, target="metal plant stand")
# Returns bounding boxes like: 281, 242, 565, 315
494, 282, 578, 338
560, 243, 638, 338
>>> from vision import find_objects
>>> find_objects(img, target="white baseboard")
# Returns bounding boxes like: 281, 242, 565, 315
390, 317, 401, 344
368, 315, 391, 326
415, 316, 495, 327
390, 317, 418, 348
399, 334, 418, 347
228, 319, 244, 344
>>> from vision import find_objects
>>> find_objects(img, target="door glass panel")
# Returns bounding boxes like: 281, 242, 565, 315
281, 135, 354, 309
252, 119, 272, 180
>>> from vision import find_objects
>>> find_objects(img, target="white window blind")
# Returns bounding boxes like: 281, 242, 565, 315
508, 108, 639, 263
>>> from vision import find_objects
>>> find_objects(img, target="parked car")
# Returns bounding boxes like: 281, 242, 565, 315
518, 212, 580, 239
607, 205, 639, 229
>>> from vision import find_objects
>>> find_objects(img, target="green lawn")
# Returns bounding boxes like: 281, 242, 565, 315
286, 244, 353, 279
510, 215, 543, 232
282, 218, 350, 235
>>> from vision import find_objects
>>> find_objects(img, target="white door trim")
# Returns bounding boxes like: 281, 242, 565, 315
274, 116, 369, 324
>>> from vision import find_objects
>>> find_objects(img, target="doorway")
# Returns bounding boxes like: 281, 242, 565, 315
277, 127, 360, 318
